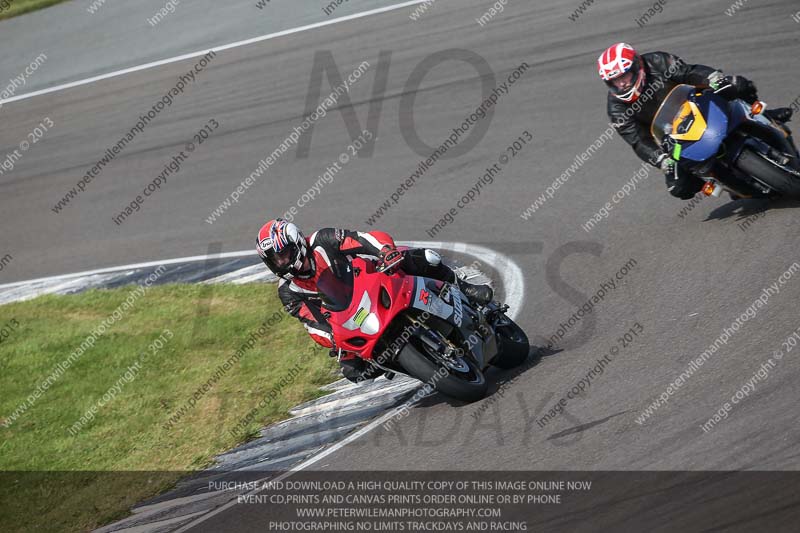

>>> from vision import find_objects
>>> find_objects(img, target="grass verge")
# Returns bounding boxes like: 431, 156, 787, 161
0, 283, 337, 532
0, 0, 71, 21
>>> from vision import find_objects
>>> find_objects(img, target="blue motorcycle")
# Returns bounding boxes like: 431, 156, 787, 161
652, 84, 800, 198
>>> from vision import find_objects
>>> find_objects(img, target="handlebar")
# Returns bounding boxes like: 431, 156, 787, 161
376, 249, 404, 274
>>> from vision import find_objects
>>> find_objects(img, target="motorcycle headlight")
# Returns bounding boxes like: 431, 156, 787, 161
360, 313, 380, 335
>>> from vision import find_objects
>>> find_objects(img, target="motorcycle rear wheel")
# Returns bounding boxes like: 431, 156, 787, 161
737, 148, 800, 198
398, 342, 488, 402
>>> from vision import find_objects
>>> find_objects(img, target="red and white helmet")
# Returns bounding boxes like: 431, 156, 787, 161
598, 43, 646, 103
256, 218, 314, 279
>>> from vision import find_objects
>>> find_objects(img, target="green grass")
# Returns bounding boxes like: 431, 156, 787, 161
0, 284, 338, 532
0, 0, 71, 21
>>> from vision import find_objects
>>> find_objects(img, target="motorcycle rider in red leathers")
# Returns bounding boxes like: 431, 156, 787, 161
256, 218, 493, 382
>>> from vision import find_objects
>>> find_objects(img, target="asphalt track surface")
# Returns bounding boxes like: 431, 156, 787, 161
3, 0, 800, 530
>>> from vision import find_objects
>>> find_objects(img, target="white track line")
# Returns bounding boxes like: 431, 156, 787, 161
170, 242, 524, 532
0, 242, 524, 319
0, 250, 257, 290
0, 1, 428, 107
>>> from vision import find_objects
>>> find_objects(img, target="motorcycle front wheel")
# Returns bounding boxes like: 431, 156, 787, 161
491, 319, 531, 369
398, 341, 488, 402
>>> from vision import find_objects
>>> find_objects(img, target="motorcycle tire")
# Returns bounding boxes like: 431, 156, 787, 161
398, 342, 488, 402
737, 148, 800, 198
491, 320, 531, 369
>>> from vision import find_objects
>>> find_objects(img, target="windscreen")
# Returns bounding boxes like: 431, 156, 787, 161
316, 264, 354, 312
651, 84, 695, 144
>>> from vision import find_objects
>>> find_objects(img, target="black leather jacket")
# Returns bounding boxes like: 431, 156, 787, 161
607, 52, 716, 165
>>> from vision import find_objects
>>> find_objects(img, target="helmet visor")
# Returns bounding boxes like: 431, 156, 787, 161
605, 59, 642, 98
265, 242, 300, 276
272, 244, 297, 268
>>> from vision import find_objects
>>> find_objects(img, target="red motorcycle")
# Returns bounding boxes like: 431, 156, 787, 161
317, 255, 530, 402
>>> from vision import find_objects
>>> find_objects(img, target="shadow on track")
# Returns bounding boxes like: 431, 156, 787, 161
705, 197, 800, 222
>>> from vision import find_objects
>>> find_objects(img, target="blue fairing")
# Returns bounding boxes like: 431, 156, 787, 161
681, 96, 729, 161
727, 98, 749, 131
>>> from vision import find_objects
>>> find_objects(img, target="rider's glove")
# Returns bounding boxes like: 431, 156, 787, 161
708, 71, 726, 91
378, 245, 404, 273
710, 72, 758, 104
660, 134, 676, 155
732, 75, 758, 104
656, 153, 675, 175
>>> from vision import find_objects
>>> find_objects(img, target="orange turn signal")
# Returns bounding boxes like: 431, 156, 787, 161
751, 101, 764, 115
702, 182, 716, 196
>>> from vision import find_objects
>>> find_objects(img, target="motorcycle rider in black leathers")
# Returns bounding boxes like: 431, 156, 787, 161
598, 43, 794, 199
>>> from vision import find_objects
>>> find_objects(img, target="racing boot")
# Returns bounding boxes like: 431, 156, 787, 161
764, 107, 793, 124
457, 278, 493, 307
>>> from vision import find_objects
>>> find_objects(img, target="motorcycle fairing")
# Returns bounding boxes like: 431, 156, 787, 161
670, 101, 706, 142
321, 259, 417, 358
342, 291, 372, 330
679, 93, 729, 162
727, 99, 799, 162
411, 278, 458, 323
728, 98, 775, 132
323, 258, 500, 370
437, 282, 464, 327
409, 278, 494, 367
